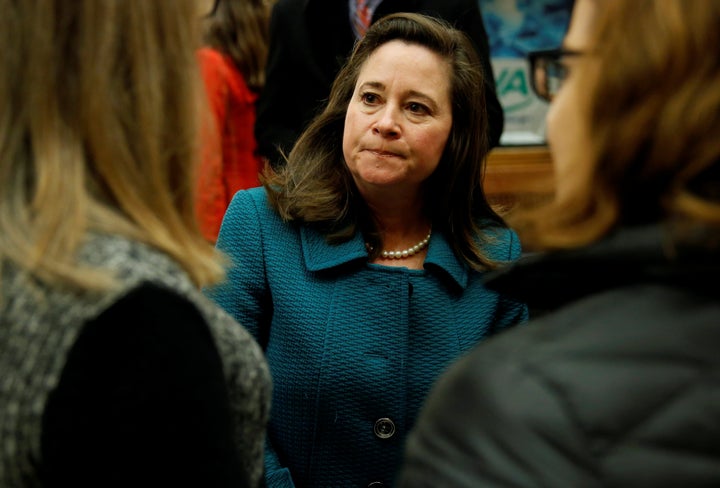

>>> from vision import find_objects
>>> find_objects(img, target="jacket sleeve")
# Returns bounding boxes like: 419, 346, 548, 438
205, 190, 271, 346
197, 48, 231, 242
264, 439, 297, 487
491, 229, 529, 332
205, 190, 296, 488
397, 331, 599, 488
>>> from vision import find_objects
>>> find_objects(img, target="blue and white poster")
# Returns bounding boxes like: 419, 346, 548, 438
480, 0, 573, 145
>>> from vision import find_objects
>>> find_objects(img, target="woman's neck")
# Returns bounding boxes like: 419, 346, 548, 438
365, 198, 432, 270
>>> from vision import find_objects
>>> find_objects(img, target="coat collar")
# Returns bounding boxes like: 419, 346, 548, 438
300, 225, 469, 289
484, 224, 720, 312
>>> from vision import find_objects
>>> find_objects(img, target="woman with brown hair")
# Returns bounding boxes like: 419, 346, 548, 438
400, 0, 720, 485
206, 12, 527, 487
196, 0, 273, 241
0, 1, 270, 486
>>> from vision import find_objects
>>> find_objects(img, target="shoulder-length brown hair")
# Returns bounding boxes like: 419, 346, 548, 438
0, 0, 223, 290
511, 0, 720, 250
203, 0, 272, 92
264, 12, 505, 271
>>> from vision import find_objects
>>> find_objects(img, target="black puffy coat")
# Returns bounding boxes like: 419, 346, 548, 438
399, 225, 720, 487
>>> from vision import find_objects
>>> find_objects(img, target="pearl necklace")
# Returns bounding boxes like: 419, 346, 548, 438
366, 230, 432, 259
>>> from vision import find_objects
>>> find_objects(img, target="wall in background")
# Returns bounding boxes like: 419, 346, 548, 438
480, 0, 573, 145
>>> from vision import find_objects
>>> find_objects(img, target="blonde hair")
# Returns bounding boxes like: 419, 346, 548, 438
510, 0, 720, 250
0, 0, 224, 290
203, 0, 274, 92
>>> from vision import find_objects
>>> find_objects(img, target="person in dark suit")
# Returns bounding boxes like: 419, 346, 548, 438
255, 0, 504, 168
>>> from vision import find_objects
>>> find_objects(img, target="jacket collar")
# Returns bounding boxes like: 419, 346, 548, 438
300, 225, 469, 289
484, 224, 720, 311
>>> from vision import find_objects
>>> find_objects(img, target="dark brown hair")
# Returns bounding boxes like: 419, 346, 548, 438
263, 12, 505, 271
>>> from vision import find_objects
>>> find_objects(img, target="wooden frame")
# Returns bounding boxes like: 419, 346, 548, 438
484, 145, 555, 210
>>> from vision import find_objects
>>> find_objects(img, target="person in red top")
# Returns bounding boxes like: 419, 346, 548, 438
197, 0, 273, 241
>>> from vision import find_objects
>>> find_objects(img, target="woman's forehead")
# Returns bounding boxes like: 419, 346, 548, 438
564, 0, 598, 50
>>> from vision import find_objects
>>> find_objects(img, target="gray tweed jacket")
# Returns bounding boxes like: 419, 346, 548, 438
0, 234, 271, 487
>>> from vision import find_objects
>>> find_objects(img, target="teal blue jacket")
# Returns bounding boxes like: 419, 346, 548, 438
206, 187, 528, 488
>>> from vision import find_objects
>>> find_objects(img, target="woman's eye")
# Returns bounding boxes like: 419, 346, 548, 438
361, 92, 380, 105
407, 102, 429, 115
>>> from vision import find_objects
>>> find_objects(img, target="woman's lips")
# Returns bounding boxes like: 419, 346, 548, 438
368, 149, 403, 158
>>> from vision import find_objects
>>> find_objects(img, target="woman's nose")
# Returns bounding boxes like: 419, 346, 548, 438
372, 107, 401, 137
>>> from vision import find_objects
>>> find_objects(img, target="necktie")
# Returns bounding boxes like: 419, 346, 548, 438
354, 0, 371, 38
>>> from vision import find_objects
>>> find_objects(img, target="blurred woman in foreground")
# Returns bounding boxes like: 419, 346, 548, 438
400, 0, 720, 485
0, 1, 270, 486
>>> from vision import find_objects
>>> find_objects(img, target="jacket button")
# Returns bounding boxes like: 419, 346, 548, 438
367, 483, 385, 488
373, 417, 396, 439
